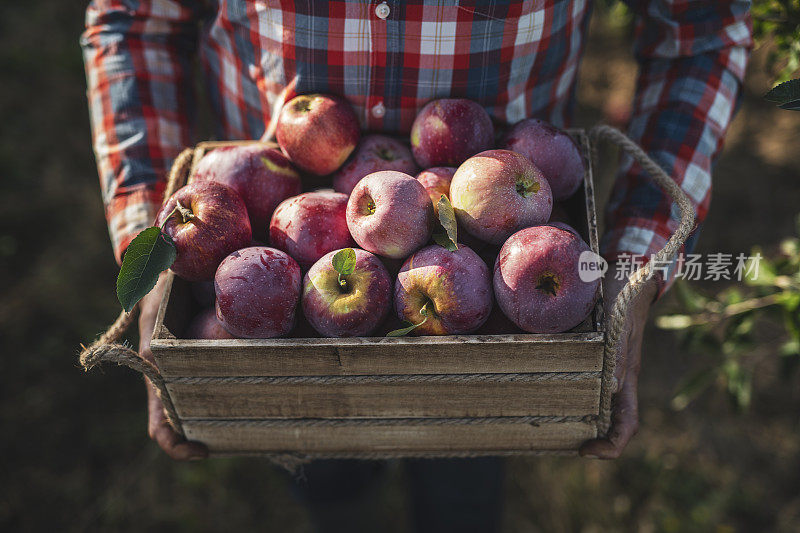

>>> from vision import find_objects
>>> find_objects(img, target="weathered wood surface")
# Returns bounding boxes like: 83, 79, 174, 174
151, 333, 604, 377
167, 377, 601, 419
184, 420, 597, 453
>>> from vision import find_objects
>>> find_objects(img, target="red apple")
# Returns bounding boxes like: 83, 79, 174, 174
185, 307, 236, 339
449, 149, 552, 245
394, 244, 492, 335
410, 99, 494, 168
215, 246, 302, 338
269, 191, 356, 268
302, 249, 392, 337
276, 94, 360, 176
415, 167, 457, 216
155, 181, 252, 281
192, 145, 302, 240
546, 221, 580, 237
332, 134, 418, 195
346, 171, 433, 259
501, 119, 586, 200
493, 225, 599, 333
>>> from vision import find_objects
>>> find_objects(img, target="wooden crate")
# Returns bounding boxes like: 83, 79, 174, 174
149, 130, 607, 458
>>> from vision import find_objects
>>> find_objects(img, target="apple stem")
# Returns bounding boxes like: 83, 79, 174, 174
385, 302, 430, 337
338, 273, 348, 292
159, 205, 179, 231
175, 200, 195, 223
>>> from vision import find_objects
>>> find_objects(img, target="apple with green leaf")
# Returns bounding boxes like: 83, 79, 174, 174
193, 145, 302, 240
415, 167, 456, 216
155, 181, 252, 282
389, 196, 492, 336
302, 248, 392, 337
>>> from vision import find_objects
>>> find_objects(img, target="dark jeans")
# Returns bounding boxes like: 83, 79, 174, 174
289, 458, 505, 533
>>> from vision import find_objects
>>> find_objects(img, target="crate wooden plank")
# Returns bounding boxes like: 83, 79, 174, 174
184, 420, 597, 453
167, 377, 601, 419
151, 333, 604, 378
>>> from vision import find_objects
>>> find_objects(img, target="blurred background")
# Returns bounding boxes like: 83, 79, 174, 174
1, 1, 798, 531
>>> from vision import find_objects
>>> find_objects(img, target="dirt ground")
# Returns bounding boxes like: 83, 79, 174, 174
1, 3, 798, 532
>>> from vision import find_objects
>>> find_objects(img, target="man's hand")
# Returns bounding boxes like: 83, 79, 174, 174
139, 274, 208, 460
580, 262, 658, 459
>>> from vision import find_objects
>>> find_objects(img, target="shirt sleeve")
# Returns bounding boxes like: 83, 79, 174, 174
601, 0, 752, 295
81, 0, 201, 265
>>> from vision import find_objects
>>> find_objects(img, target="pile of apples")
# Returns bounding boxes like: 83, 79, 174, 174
162, 94, 600, 340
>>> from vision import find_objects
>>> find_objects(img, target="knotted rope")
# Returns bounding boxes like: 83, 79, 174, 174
78, 147, 195, 435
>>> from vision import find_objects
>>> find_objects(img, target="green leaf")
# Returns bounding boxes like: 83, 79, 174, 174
436, 195, 458, 251
779, 99, 800, 111
764, 78, 800, 107
432, 232, 458, 252
331, 248, 356, 277
116, 227, 177, 312
386, 302, 430, 337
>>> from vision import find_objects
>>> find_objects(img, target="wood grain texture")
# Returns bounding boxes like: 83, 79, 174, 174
167, 378, 601, 419
183, 420, 597, 453
151, 333, 604, 377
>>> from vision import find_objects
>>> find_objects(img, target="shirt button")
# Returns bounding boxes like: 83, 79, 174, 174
371, 102, 386, 118
375, 2, 390, 19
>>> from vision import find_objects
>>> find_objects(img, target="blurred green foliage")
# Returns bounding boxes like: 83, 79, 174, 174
657, 216, 800, 410
752, 0, 800, 84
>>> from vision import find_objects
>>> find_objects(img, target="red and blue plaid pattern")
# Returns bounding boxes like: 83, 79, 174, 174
82, 0, 751, 294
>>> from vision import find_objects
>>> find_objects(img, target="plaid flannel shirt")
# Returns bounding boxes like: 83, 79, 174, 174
81, 0, 752, 294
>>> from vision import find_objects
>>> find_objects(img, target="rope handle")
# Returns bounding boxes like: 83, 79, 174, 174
78, 147, 195, 435
589, 125, 696, 434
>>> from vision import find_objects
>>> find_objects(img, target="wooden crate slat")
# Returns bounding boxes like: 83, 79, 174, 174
184, 420, 597, 454
151, 333, 604, 377
167, 377, 601, 419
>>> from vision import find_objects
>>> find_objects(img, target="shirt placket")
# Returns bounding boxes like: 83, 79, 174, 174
366, 1, 391, 130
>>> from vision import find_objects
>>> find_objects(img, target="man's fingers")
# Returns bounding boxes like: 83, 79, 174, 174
147, 381, 208, 461
150, 420, 208, 461
579, 377, 639, 459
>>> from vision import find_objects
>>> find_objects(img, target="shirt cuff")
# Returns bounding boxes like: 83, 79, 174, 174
601, 218, 687, 299
107, 187, 164, 265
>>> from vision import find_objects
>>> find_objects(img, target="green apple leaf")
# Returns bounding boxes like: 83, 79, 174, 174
116, 226, 177, 312
432, 232, 458, 252
764, 79, 800, 110
332, 248, 357, 276
387, 302, 430, 337
436, 194, 458, 251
